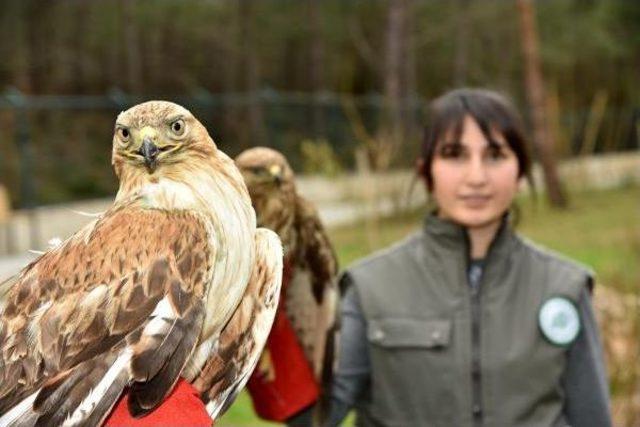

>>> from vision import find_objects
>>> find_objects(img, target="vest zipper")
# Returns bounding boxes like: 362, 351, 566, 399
470, 283, 483, 426
464, 231, 483, 426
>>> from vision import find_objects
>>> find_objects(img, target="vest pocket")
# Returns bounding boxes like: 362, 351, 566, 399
365, 318, 457, 425
367, 318, 451, 348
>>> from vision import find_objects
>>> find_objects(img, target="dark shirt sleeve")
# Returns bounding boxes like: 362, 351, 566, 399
562, 286, 612, 427
286, 404, 315, 427
326, 279, 371, 427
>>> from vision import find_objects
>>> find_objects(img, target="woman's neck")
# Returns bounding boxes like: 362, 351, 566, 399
466, 220, 502, 259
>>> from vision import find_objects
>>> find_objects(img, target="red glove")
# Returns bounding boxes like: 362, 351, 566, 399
105, 379, 212, 426
247, 309, 320, 422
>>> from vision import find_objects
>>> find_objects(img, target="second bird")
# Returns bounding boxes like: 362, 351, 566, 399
236, 147, 339, 426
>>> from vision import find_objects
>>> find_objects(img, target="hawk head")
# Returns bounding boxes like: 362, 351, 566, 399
235, 147, 296, 246
112, 101, 217, 184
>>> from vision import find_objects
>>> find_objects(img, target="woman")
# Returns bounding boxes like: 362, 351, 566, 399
328, 88, 611, 426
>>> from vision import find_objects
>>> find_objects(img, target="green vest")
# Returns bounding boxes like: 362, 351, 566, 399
348, 215, 592, 427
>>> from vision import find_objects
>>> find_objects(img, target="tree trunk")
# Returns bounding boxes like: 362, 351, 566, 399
11, 1, 32, 94
454, 0, 470, 86
121, 0, 143, 93
402, 0, 418, 150
379, 0, 408, 170
238, 0, 265, 148
308, 0, 325, 140
517, 0, 567, 207
71, 2, 91, 93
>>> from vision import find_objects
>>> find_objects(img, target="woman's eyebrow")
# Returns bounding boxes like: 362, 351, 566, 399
439, 140, 464, 147
486, 138, 507, 148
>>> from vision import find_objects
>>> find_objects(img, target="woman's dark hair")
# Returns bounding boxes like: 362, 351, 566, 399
421, 88, 533, 191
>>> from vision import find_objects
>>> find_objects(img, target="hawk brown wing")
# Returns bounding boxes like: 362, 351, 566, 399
285, 195, 339, 422
0, 205, 215, 426
191, 228, 282, 420
295, 196, 338, 304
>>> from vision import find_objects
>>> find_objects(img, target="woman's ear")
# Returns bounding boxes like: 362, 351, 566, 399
415, 158, 430, 192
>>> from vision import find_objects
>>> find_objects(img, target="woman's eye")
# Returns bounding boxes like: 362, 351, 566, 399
438, 144, 463, 159
486, 145, 506, 161
170, 119, 186, 136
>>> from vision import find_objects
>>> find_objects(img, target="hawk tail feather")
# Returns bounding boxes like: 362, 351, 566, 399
200, 228, 283, 421
205, 385, 239, 421
128, 299, 204, 418
0, 390, 38, 427
0, 349, 128, 427
39, 349, 127, 427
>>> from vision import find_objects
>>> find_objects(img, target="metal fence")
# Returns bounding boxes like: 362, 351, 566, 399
0, 88, 428, 208
0, 87, 638, 253
0, 88, 638, 211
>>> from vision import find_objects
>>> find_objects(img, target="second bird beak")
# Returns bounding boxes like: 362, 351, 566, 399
140, 138, 160, 172
269, 165, 282, 185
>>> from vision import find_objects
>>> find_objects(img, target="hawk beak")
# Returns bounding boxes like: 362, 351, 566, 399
139, 138, 160, 172
269, 165, 282, 185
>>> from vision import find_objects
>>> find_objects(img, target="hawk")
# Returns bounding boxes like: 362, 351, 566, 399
235, 147, 339, 422
0, 101, 282, 426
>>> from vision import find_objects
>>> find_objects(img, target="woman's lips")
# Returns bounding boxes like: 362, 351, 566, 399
459, 194, 492, 208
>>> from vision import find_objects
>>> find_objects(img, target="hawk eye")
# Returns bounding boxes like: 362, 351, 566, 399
117, 127, 130, 142
170, 119, 186, 136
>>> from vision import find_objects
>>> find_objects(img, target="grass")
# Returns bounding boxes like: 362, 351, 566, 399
517, 187, 640, 293
218, 184, 639, 426
217, 392, 275, 427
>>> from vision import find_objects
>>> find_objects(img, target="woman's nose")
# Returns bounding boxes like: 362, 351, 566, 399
465, 156, 488, 186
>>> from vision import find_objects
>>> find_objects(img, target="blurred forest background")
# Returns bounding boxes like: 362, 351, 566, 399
0, 1, 639, 425
0, 0, 639, 208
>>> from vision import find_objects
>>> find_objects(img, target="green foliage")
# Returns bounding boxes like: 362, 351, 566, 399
299, 138, 343, 177
0, 0, 638, 206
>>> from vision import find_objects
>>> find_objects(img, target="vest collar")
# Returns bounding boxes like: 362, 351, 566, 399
423, 212, 515, 261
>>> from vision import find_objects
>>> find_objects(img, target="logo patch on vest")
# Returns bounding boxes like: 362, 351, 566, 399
538, 297, 580, 346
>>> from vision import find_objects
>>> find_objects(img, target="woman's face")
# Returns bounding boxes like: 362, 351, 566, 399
430, 115, 520, 229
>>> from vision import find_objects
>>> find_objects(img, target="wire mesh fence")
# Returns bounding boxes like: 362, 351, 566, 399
0, 88, 638, 210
